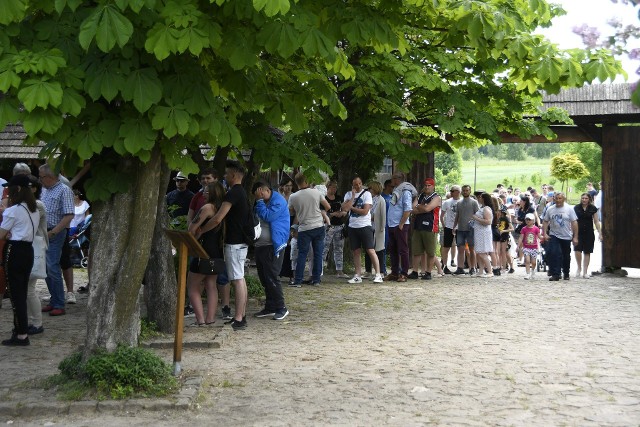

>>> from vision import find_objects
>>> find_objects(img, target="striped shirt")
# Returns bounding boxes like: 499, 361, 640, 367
41, 180, 74, 229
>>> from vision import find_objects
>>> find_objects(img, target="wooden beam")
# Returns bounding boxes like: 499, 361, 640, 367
499, 126, 599, 143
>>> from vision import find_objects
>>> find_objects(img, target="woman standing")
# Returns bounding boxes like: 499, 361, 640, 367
278, 176, 295, 284
574, 192, 602, 279
364, 181, 387, 277
69, 189, 90, 236
25, 175, 48, 335
322, 181, 348, 278
471, 193, 495, 277
187, 182, 225, 326
0, 175, 40, 346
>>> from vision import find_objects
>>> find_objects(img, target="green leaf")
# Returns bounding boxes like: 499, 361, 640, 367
302, 28, 336, 61
257, 21, 300, 58
145, 23, 178, 60
0, 70, 21, 92
253, 0, 290, 16
122, 68, 163, 113
18, 79, 64, 111
59, 88, 86, 116
0, 0, 27, 25
151, 104, 191, 138
84, 62, 126, 102
79, 5, 133, 52
0, 97, 20, 125
22, 109, 64, 135
119, 118, 156, 154
54, 0, 82, 14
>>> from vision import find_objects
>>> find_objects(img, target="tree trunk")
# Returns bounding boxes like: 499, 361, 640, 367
143, 161, 177, 334
83, 148, 163, 358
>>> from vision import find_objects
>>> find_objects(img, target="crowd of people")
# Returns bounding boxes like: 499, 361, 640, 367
0, 163, 90, 346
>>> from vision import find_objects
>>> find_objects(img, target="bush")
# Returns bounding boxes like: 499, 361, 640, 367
56, 346, 178, 400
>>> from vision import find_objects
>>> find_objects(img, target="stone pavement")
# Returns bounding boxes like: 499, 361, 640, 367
1, 253, 639, 426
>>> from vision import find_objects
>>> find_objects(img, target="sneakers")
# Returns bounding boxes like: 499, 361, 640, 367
66, 292, 76, 304
360, 272, 370, 279
2, 336, 30, 346
563, 274, 570, 281
184, 305, 195, 317
273, 308, 289, 320
41, 296, 51, 302
49, 308, 66, 316
221, 305, 232, 320
443, 266, 452, 275
583, 274, 590, 279
229, 318, 247, 330
384, 273, 398, 281
508, 268, 515, 274
288, 281, 302, 288
549, 275, 561, 281
407, 271, 419, 280
468, 268, 476, 276
254, 308, 276, 318
492, 268, 501, 276
27, 325, 44, 335
452, 268, 466, 275
575, 269, 581, 278
450, 260, 456, 267
373, 274, 383, 283
348, 276, 363, 284
335, 272, 349, 279
421, 272, 432, 280
41, 305, 54, 313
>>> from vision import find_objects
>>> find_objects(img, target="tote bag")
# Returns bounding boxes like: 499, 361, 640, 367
30, 235, 47, 280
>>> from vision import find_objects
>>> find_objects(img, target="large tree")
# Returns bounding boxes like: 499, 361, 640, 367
0, 0, 623, 356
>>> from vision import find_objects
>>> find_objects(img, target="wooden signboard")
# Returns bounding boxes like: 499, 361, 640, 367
164, 229, 209, 376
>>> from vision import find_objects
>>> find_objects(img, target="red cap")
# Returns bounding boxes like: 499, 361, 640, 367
424, 178, 436, 186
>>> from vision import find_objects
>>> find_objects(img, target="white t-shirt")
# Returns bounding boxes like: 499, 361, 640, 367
0, 202, 40, 241
441, 197, 460, 229
288, 188, 325, 232
71, 200, 90, 228
344, 190, 372, 229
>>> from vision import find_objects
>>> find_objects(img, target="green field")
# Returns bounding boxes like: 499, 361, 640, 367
460, 157, 583, 203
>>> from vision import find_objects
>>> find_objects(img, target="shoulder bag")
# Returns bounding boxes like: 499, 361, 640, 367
342, 190, 368, 238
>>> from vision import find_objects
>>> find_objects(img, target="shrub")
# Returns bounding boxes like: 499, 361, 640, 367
56, 346, 178, 400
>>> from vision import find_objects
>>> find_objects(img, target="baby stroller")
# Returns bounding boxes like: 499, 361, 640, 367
536, 242, 547, 272
69, 215, 91, 269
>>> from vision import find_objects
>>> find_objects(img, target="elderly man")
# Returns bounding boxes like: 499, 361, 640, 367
410, 178, 441, 280
166, 171, 193, 219
39, 164, 74, 316
385, 172, 417, 282
542, 192, 578, 281
452, 185, 479, 275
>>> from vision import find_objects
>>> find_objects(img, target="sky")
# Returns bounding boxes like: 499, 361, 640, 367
539, 0, 639, 81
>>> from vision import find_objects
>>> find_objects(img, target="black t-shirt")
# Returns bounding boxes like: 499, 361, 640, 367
326, 194, 344, 226
166, 189, 194, 217
224, 184, 248, 245
574, 204, 598, 233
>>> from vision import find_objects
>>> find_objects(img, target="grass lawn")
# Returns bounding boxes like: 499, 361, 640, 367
460, 157, 583, 203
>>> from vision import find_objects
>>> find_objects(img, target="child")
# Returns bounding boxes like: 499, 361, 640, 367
518, 213, 541, 280
497, 205, 515, 273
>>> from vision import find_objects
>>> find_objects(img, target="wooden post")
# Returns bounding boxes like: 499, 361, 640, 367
164, 230, 209, 376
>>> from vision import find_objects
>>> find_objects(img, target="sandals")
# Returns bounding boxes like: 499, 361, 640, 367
187, 321, 215, 327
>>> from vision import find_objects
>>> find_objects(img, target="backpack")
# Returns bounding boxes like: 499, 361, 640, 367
242, 200, 262, 245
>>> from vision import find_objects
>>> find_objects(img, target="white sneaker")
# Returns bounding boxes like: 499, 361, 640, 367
524, 275, 530, 280
348, 276, 363, 284
66, 292, 77, 304
373, 274, 383, 283
41, 295, 51, 302
583, 274, 591, 279
575, 269, 581, 278
360, 272, 370, 279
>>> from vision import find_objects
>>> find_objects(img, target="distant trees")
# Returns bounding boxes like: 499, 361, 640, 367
550, 153, 589, 191
560, 142, 602, 189
461, 143, 561, 161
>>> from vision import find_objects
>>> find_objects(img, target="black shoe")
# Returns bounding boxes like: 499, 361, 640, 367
443, 267, 452, 275
77, 285, 89, 294
421, 272, 432, 280
452, 268, 466, 275
2, 335, 30, 346
310, 281, 320, 286
468, 268, 476, 276
450, 260, 456, 267
492, 268, 501, 276
184, 305, 195, 317
407, 271, 419, 280
549, 275, 561, 281
508, 268, 515, 274
273, 308, 289, 321
228, 318, 247, 330
254, 309, 276, 318
563, 274, 570, 280
221, 305, 232, 320
27, 325, 44, 335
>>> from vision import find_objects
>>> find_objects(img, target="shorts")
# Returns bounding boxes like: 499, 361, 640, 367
442, 227, 455, 248
224, 243, 248, 281
348, 226, 375, 251
499, 231, 510, 243
492, 226, 501, 242
455, 229, 474, 247
60, 231, 72, 270
574, 233, 595, 253
522, 247, 538, 258
411, 230, 437, 256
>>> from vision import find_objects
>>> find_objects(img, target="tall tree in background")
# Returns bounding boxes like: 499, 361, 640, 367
0, 0, 624, 354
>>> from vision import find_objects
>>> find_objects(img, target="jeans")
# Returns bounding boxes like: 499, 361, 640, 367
388, 226, 410, 275
45, 231, 66, 309
295, 226, 325, 284
547, 235, 572, 277
255, 245, 286, 311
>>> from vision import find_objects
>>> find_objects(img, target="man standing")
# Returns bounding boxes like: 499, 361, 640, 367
440, 185, 461, 274
288, 173, 330, 286
531, 188, 546, 217
198, 160, 250, 330
542, 192, 578, 281
166, 172, 193, 219
452, 185, 479, 275
186, 168, 231, 320
39, 164, 74, 316
252, 181, 290, 320
410, 178, 441, 280
385, 172, 417, 282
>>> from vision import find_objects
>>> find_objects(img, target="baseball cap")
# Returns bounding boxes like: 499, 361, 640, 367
2, 175, 32, 188
525, 213, 535, 220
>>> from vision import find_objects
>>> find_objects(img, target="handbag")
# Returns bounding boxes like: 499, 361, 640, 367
196, 257, 225, 275
30, 235, 47, 279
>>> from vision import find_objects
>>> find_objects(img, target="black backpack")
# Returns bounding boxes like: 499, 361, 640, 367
242, 200, 262, 245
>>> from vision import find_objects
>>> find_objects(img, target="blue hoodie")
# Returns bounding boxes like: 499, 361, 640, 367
254, 190, 290, 256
